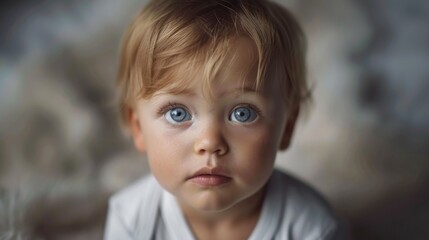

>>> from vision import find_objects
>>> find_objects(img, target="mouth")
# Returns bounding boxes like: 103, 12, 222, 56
188, 167, 232, 187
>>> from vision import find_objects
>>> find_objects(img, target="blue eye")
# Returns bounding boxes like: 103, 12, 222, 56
229, 106, 258, 123
165, 107, 192, 124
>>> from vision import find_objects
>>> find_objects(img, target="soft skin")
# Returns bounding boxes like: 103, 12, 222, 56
127, 37, 299, 237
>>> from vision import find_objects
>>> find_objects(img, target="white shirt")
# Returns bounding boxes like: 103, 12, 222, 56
104, 169, 348, 240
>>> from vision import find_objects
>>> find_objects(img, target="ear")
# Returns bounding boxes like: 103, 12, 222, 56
279, 106, 300, 150
127, 107, 146, 152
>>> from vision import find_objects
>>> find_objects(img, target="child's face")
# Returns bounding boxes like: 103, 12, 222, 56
129, 37, 297, 213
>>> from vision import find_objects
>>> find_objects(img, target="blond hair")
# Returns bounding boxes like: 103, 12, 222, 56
117, 0, 308, 123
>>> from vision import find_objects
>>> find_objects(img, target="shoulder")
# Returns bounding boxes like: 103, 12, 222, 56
109, 174, 158, 206
107, 174, 162, 235
272, 169, 348, 239
273, 169, 333, 218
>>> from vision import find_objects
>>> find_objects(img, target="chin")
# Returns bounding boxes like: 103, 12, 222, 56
192, 202, 233, 214
187, 192, 236, 213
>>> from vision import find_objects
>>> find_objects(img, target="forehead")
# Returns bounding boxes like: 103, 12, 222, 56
216, 37, 258, 85
158, 37, 260, 97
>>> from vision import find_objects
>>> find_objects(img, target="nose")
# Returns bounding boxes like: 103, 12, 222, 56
193, 121, 228, 156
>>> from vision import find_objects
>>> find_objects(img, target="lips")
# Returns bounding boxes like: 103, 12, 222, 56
188, 167, 232, 187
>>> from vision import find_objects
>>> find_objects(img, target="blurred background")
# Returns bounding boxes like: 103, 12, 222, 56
0, 0, 428, 239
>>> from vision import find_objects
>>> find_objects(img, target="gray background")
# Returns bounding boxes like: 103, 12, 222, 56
0, 0, 428, 239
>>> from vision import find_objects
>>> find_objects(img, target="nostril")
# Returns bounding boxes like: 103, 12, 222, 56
215, 147, 227, 156
193, 124, 228, 155
193, 138, 228, 156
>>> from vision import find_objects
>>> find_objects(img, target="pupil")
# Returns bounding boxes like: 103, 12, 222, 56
171, 108, 186, 121
235, 108, 250, 121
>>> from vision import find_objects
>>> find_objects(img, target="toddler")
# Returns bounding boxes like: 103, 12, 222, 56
105, 0, 347, 239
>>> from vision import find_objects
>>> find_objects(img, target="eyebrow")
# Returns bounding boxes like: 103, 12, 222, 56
153, 85, 260, 98
224, 86, 260, 96
153, 88, 196, 97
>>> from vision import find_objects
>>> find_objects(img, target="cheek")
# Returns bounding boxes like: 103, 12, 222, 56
142, 125, 192, 190
230, 126, 278, 180
143, 120, 186, 158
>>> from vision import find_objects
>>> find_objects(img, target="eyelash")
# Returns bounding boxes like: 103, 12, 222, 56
157, 102, 188, 116
232, 103, 262, 115
157, 102, 263, 120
